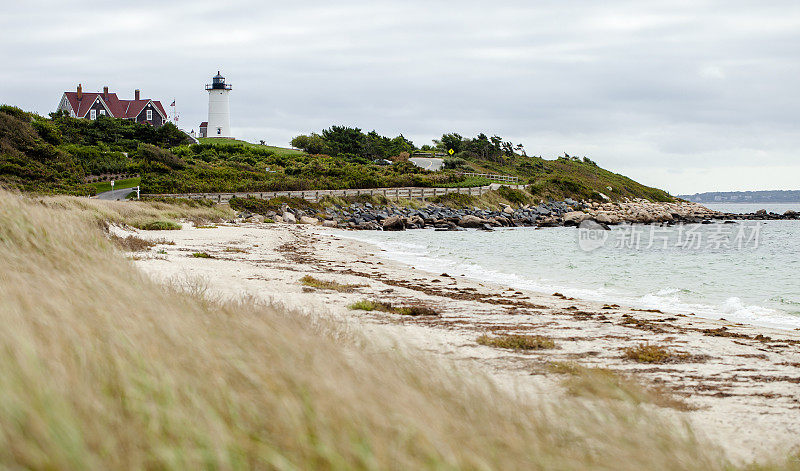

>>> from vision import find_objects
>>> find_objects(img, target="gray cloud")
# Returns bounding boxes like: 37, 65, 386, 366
1, 0, 799, 193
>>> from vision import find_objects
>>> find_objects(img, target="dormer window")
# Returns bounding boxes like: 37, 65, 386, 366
146, 109, 152, 121
90, 110, 96, 120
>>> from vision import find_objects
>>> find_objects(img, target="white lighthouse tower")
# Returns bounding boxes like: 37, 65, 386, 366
205, 71, 232, 138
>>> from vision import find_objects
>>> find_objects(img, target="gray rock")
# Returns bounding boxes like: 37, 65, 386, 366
282, 211, 297, 224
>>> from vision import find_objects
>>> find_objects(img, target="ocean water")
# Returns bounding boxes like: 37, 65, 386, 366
703, 202, 800, 214
344, 220, 800, 331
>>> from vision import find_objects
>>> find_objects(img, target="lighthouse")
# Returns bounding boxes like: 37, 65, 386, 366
205, 71, 232, 138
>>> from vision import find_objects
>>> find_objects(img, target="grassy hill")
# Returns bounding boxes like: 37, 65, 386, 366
445, 153, 672, 202
197, 137, 303, 158
0, 105, 672, 202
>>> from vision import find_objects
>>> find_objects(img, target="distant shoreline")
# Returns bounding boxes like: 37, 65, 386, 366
679, 190, 800, 204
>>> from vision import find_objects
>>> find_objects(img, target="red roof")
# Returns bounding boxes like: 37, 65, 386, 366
63, 90, 167, 121
200, 122, 208, 127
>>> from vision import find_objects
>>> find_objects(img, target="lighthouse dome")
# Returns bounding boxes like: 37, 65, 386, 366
207, 71, 232, 90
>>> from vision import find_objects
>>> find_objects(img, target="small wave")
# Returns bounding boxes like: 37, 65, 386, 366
341, 230, 800, 331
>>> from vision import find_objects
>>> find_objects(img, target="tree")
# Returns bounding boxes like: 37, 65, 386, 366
438, 133, 463, 153
321, 126, 365, 156
291, 133, 329, 155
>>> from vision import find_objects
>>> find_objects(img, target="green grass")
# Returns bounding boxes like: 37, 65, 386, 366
191, 252, 213, 259
439, 176, 493, 188
197, 137, 303, 158
349, 300, 382, 311
300, 275, 362, 293
477, 334, 556, 350
348, 299, 439, 316
90, 177, 141, 194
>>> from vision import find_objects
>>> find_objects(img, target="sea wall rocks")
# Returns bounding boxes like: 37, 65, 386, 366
234, 198, 800, 231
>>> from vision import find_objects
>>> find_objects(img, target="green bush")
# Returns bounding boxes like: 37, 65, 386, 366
135, 220, 182, 230
428, 193, 477, 207
496, 186, 532, 205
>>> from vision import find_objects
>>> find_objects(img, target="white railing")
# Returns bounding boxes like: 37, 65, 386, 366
458, 172, 519, 183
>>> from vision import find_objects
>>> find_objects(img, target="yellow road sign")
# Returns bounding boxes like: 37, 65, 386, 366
448, 149, 455, 155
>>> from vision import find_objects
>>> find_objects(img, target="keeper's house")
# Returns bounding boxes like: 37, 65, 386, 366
56, 84, 168, 127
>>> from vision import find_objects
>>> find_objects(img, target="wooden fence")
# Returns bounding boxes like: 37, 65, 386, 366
143, 185, 499, 204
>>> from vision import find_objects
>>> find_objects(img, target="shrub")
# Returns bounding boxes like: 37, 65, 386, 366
191, 252, 213, 259
429, 193, 476, 207
496, 185, 532, 205
137, 144, 185, 170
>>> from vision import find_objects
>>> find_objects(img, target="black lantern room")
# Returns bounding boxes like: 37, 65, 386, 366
206, 71, 233, 90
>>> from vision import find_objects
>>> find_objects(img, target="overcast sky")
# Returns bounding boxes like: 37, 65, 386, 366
2, 0, 798, 194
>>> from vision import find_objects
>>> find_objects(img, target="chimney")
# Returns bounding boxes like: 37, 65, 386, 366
103, 86, 109, 97
77, 84, 83, 100
134, 89, 140, 101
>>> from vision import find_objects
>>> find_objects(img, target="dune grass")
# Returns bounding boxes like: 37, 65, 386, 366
548, 362, 695, 411
31, 193, 233, 228
2, 189, 791, 469
477, 334, 556, 350
623, 343, 692, 364
349, 299, 439, 316
300, 275, 362, 292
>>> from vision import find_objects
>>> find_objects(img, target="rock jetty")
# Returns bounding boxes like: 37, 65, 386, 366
234, 199, 800, 230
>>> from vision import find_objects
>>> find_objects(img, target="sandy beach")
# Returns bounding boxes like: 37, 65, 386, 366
128, 221, 800, 464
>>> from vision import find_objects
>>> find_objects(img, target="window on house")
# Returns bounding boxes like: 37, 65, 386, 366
217, 128, 222, 135
90, 110, 96, 120
146, 109, 153, 121
99, 110, 106, 116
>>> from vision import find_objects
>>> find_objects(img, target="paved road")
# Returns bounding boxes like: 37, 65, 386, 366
409, 157, 444, 171
95, 187, 137, 200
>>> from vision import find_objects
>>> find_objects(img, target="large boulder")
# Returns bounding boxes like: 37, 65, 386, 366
593, 211, 618, 225
538, 216, 560, 227
563, 211, 589, 226
458, 215, 485, 228
299, 216, 319, 225
382, 215, 405, 231
407, 216, 425, 228
322, 220, 338, 228
502, 205, 514, 215
282, 212, 296, 224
